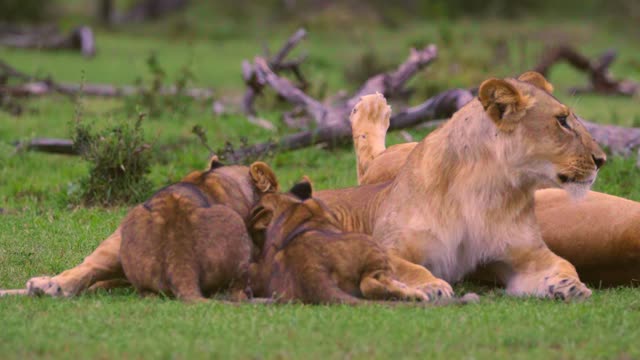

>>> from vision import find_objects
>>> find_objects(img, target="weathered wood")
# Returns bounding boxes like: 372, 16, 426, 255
534, 45, 639, 96
0, 59, 214, 100
249, 45, 439, 129
222, 88, 471, 163
242, 28, 310, 116
581, 118, 640, 156
270, 28, 307, 68
16, 138, 77, 155
0, 26, 96, 58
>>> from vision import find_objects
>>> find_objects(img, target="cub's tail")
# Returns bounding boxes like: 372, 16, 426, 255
350, 93, 391, 184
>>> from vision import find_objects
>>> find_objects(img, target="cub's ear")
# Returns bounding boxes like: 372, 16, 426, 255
207, 155, 224, 170
478, 78, 530, 132
518, 71, 554, 93
250, 162, 279, 194
289, 176, 312, 200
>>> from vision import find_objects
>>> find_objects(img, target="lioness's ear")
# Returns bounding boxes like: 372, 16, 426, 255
207, 155, 224, 170
518, 71, 554, 93
250, 162, 279, 194
289, 177, 312, 200
478, 78, 529, 131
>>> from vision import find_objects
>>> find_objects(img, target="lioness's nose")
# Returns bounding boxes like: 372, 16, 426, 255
592, 154, 606, 169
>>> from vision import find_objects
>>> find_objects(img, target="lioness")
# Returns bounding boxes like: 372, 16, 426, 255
119, 157, 278, 302
248, 178, 427, 304
311, 72, 605, 301
352, 73, 640, 287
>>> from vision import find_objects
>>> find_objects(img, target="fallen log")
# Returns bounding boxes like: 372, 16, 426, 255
581, 118, 640, 156
534, 45, 639, 96
15, 138, 77, 155
17, 103, 640, 161
0, 60, 214, 100
0, 26, 96, 58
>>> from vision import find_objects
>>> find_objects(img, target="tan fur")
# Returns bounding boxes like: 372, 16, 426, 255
350, 75, 640, 288
350, 92, 392, 183
248, 180, 428, 304
118, 158, 279, 302
23, 159, 279, 299
323, 72, 607, 300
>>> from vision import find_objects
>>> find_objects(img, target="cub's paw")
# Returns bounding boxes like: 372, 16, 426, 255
544, 275, 591, 301
417, 278, 454, 302
26, 277, 65, 297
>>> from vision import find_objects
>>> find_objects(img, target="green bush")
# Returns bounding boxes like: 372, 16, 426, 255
72, 114, 153, 206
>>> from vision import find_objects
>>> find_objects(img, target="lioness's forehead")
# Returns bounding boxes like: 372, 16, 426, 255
512, 79, 568, 112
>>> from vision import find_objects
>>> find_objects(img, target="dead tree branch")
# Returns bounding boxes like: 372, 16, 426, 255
221, 88, 471, 163
242, 28, 309, 117
247, 44, 438, 130
534, 45, 639, 96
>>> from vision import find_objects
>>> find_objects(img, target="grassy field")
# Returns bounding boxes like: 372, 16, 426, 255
1, 10, 640, 359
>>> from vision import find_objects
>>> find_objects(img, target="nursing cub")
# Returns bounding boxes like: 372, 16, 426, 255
248, 179, 428, 304
120, 157, 278, 302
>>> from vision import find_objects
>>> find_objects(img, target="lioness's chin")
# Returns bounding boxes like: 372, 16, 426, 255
560, 176, 596, 200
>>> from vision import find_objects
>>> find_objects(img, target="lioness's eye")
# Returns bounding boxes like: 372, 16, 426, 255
556, 115, 570, 130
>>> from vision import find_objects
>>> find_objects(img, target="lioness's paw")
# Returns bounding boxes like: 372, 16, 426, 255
544, 276, 591, 301
390, 280, 429, 302
350, 93, 391, 128
26, 277, 65, 297
418, 279, 454, 302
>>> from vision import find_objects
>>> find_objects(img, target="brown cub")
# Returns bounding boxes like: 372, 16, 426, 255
120, 157, 279, 302
248, 179, 427, 304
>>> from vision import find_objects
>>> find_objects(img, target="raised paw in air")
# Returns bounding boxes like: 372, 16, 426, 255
544, 275, 591, 301
418, 278, 454, 302
350, 93, 391, 128
26, 277, 65, 297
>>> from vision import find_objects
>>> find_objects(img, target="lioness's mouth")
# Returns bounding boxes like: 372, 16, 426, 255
557, 173, 595, 185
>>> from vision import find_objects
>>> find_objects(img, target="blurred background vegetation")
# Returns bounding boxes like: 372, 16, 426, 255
1, 0, 639, 207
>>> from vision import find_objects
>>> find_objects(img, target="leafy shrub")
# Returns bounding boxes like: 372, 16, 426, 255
71, 113, 153, 206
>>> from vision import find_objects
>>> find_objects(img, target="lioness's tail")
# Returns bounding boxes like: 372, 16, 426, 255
350, 93, 391, 184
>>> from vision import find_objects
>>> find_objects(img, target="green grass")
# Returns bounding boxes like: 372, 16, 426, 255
1, 15, 640, 359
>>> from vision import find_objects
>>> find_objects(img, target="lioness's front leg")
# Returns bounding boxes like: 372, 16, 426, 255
360, 271, 428, 301
502, 244, 591, 301
27, 227, 126, 297
388, 255, 454, 301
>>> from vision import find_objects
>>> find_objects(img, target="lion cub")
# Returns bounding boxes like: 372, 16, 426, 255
120, 157, 278, 302
248, 178, 427, 304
